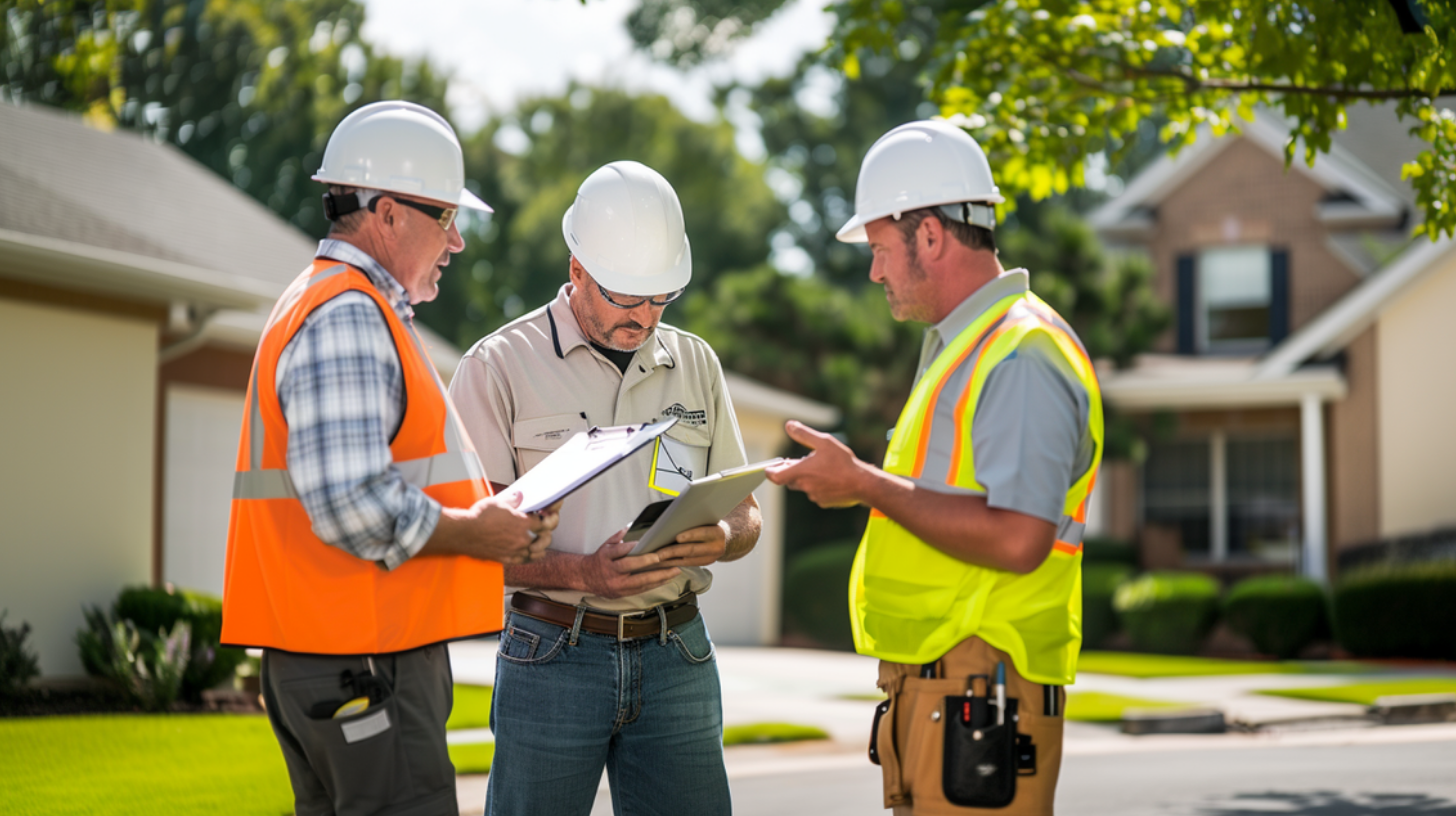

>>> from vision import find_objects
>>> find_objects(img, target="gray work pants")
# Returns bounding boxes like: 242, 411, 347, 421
261, 644, 458, 816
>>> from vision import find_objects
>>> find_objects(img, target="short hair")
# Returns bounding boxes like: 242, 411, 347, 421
893, 207, 996, 255
325, 186, 378, 236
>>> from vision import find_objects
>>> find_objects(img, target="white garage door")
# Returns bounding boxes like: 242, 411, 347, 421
164, 385, 245, 598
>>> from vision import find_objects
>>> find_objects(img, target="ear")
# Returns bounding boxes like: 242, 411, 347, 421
918, 214, 946, 260
568, 256, 587, 287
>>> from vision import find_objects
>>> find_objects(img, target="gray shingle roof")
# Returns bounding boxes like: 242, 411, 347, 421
0, 101, 315, 291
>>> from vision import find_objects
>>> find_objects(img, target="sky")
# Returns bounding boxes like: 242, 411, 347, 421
360, 0, 837, 157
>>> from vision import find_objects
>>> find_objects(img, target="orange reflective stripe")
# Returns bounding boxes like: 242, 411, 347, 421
1053, 541, 1082, 556
915, 310, 1010, 477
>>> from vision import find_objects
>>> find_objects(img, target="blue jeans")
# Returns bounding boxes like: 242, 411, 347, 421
483, 609, 731, 816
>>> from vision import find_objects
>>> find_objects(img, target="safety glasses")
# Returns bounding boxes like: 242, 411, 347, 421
594, 281, 685, 310
369, 194, 458, 232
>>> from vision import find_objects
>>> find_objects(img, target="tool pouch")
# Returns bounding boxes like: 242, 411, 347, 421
942, 696, 1019, 808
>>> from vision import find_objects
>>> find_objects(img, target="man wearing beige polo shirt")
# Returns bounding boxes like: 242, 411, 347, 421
449, 160, 761, 816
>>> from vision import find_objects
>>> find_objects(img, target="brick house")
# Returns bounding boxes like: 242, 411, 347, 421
1086, 105, 1456, 581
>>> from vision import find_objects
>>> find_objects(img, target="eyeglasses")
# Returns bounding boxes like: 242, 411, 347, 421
368, 194, 458, 232
594, 281, 685, 309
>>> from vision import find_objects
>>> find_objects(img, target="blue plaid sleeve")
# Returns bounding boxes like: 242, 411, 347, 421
276, 292, 441, 570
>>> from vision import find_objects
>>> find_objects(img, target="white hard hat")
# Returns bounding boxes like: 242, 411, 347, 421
836, 119, 1003, 243
562, 161, 691, 296
313, 100, 492, 212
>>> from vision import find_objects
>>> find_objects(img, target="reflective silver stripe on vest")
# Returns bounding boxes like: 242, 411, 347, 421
1056, 516, 1085, 547
309, 264, 350, 287
918, 313, 1009, 485
234, 468, 298, 500
249, 365, 265, 471
394, 450, 486, 489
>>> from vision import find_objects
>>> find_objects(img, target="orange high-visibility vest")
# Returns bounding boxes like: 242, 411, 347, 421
850, 291, 1103, 685
221, 259, 502, 655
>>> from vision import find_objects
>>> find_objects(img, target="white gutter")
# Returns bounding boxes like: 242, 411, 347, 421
1254, 235, 1455, 378
1102, 364, 1346, 409
0, 227, 280, 311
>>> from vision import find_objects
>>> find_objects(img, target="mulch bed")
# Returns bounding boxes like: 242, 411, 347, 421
1, 686, 264, 717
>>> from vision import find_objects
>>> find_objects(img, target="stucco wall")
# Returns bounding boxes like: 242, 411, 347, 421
0, 297, 157, 677
1327, 327, 1380, 551
1378, 251, 1456, 537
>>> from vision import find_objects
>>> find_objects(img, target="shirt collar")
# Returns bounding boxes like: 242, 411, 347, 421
918, 269, 1030, 377
316, 239, 413, 320
549, 283, 675, 370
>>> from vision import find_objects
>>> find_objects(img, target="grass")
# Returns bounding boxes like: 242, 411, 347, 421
446, 684, 493, 731
722, 722, 830, 746
0, 714, 293, 816
448, 740, 496, 775
1078, 651, 1374, 679
1258, 679, 1456, 706
1064, 691, 1194, 723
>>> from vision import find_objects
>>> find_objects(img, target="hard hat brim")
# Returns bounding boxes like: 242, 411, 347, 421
459, 188, 494, 214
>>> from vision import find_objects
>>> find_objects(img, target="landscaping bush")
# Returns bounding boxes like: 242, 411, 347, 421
782, 541, 859, 651
1, 610, 41, 693
115, 585, 246, 701
1332, 560, 1456, 660
1222, 574, 1329, 659
75, 606, 191, 711
1081, 563, 1133, 649
1083, 537, 1139, 566
1113, 571, 1221, 654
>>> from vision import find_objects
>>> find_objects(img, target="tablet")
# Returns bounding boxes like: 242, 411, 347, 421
623, 459, 784, 556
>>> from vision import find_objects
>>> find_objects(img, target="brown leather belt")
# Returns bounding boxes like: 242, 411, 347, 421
510, 592, 698, 641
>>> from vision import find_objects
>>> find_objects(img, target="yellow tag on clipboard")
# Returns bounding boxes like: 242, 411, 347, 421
648, 436, 695, 496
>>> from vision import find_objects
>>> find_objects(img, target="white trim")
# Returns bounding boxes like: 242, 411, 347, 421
1300, 393, 1328, 583
1254, 236, 1456, 378
0, 226, 279, 311
1100, 360, 1346, 409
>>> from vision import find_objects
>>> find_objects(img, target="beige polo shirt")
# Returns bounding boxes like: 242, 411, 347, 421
449, 283, 749, 613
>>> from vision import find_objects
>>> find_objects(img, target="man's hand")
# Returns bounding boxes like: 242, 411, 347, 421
421, 493, 560, 565
766, 421, 874, 508
578, 531, 681, 599
654, 521, 729, 569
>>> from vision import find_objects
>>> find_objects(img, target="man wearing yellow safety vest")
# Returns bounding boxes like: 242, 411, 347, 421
221, 101, 560, 816
768, 120, 1102, 816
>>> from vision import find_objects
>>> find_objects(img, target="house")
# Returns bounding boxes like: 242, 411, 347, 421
1086, 105, 1456, 582
0, 101, 834, 679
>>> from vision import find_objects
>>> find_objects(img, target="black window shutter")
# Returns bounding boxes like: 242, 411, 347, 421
1176, 254, 1196, 354
1269, 249, 1290, 345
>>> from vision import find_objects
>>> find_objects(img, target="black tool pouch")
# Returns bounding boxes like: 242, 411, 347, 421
943, 694, 1020, 808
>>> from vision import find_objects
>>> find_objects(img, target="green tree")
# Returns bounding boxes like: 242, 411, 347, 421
833, 0, 1456, 238
416, 86, 784, 349
1, 0, 449, 236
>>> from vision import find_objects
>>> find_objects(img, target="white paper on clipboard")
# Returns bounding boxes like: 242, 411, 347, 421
506, 418, 677, 513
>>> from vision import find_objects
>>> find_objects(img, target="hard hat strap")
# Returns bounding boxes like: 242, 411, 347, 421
938, 202, 996, 231
321, 189, 380, 222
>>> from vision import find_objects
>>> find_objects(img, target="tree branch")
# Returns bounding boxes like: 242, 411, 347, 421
1116, 64, 1453, 100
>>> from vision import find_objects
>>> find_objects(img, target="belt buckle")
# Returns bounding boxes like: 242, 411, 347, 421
617, 613, 627, 641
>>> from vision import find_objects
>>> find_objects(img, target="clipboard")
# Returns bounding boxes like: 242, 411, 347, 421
623, 458, 785, 555
506, 418, 677, 513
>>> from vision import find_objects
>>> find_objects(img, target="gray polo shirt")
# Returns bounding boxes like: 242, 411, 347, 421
450, 283, 748, 612
914, 270, 1096, 524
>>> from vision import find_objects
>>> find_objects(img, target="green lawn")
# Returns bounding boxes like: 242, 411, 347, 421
1064, 691, 1194, 722
0, 714, 293, 816
448, 741, 496, 775
1258, 678, 1456, 706
1078, 651, 1373, 679
446, 683, 493, 731
722, 722, 830, 745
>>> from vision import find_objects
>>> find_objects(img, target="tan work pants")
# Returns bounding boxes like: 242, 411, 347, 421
876, 637, 1065, 816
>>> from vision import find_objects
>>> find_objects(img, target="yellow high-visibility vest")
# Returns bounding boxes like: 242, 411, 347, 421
849, 290, 1103, 685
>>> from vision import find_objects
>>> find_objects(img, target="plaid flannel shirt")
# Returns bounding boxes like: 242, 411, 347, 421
274, 239, 440, 570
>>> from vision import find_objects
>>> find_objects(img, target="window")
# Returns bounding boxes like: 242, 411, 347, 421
1142, 432, 1299, 563
1199, 246, 1270, 350
1175, 247, 1289, 355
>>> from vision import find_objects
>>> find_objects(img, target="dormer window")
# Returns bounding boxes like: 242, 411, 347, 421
1176, 247, 1289, 355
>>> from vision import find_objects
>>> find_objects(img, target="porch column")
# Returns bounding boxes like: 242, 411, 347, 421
1300, 392, 1328, 582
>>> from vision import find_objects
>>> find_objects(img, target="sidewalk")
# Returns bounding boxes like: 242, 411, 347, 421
447, 642, 1456, 815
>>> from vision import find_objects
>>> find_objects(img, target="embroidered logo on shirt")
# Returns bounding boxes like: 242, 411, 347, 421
661, 403, 706, 427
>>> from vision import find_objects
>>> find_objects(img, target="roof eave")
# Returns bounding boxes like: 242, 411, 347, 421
1102, 365, 1347, 410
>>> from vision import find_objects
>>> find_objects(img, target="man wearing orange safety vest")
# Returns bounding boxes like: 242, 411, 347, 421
768, 120, 1103, 816
221, 101, 560, 816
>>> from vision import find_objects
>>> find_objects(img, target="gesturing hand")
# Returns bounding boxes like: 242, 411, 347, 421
580, 530, 681, 599
766, 421, 871, 508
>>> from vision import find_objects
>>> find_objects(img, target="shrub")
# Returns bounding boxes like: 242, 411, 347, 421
1332, 560, 1456, 660
1082, 563, 1133, 649
782, 541, 859, 651
115, 586, 245, 701
1, 610, 41, 693
1113, 571, 1221, 654
1083, 537, 1139, 566
75, 606, 191, 711
1222, 575, 1329, 659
